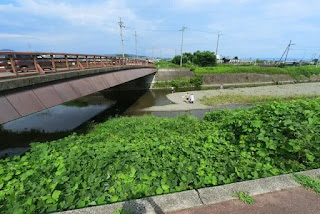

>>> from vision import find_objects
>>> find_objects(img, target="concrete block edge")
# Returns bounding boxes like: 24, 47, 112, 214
56, 168, 320, 214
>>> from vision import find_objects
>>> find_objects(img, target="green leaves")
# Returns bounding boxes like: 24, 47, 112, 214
1, 99, 320, 213
52, 190, 61, 201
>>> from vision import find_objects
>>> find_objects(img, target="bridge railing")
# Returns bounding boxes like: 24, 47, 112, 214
0, 52, 154, 79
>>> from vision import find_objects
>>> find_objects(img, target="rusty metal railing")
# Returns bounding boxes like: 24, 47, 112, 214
0, 52, 154, 79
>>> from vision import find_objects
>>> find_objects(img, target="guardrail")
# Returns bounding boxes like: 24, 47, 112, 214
0, 52, 154, 79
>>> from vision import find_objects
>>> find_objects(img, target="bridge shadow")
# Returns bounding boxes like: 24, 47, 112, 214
0, 76, 153, 158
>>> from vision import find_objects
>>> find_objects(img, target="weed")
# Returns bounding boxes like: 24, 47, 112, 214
293, 174, 320, 194
234, 191, 255, 204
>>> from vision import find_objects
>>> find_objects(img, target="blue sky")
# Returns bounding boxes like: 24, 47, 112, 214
1, 0, 320, 59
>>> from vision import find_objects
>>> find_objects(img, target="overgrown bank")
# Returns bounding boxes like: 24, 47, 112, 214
153, 63, 320, 89
1, 99, 320, 213
194, 65, 320, 79
201, 94, 320, 106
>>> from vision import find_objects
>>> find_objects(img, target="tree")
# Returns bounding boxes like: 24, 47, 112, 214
171, 55, 189, 65
193, 51, 216, 67
171, 50, 217, 66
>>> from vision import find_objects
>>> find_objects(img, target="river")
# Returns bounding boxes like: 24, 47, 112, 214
0, 87, 214, 158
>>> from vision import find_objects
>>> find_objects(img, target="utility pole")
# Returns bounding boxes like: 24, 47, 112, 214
118, 17, 125, 58
284, 40, 295, 62
316, 55, 320, 68
180, 26, 187, 66
216, 31, 223, 56
27, 42, 33, 52
278, 40, 295, 64
135, 31, 138, 59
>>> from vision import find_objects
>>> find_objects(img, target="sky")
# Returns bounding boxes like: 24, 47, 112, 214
0, 0, 320, 59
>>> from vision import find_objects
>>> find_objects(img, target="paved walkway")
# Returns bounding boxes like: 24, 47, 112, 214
143, 82, 320, 112
169, 187, 320, 214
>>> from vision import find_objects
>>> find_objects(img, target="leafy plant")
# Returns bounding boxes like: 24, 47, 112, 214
1, 99, 320, 213
234, 191, 255, 204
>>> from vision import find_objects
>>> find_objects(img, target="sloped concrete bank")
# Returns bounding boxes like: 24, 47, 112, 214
57, 168, 320, 214
151, 68, 320, 89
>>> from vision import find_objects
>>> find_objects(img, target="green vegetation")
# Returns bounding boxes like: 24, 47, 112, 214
201, 94, 320, 106
171, 51, 216, 67
294, 174, 320, 194
155, 60, 181, 68
153, 75, 203, 88
234, 192, 255, 204
1, 99, 320, 213
194, 65, 320, 79
155, 60, 197, 70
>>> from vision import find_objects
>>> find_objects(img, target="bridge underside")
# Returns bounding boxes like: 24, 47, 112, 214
0, 68, 155, 124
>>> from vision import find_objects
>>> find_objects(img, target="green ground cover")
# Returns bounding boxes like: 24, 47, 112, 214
201, 94, 320, 106
152, 75, 203, 88
194, 65, 320, 79
1, 99, 320, 213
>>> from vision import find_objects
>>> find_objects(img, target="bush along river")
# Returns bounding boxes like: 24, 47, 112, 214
0, 85, 213, 158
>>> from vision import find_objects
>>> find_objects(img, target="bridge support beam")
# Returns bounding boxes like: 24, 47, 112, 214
0, 68, 155, 124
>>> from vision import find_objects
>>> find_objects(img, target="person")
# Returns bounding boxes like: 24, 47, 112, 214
220, 84, 224, 90
171, 86, 175, 93
183, 92, 190, 103
189, 93, 195, 104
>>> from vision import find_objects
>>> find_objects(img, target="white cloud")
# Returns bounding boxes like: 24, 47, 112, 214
0, 0, 152, 33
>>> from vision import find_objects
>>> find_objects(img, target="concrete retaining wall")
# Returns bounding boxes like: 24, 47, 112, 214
153, 68, 194, 82
203, 73, 294, 85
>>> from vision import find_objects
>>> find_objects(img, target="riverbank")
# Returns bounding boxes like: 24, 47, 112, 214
143, 82, 320, 112
2, 99, 320, 213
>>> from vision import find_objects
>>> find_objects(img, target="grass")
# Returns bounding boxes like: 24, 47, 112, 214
194, 65, 320, 79
234, 191, 255, 204
155, 60, 198, 70
293, 174, 320, 194
201, 94, 320, 106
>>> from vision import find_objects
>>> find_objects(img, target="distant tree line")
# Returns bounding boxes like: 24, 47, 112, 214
171, 50, 217, 67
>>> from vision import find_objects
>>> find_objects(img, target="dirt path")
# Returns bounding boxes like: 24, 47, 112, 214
142, 82, 320, 112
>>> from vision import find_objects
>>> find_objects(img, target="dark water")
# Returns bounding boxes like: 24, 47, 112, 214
0, 85, 241, 158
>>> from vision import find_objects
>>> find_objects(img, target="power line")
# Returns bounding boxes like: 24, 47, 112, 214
188, 28, 218, 34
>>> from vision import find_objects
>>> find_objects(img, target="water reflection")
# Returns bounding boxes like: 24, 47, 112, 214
0, 87, 220, 157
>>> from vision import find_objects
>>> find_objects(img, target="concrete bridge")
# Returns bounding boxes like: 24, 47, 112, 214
0, 52, 155, 124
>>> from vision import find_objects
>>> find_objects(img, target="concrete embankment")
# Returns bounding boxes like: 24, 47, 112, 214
151, 68, 320, 89
152, 68, 194, 82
